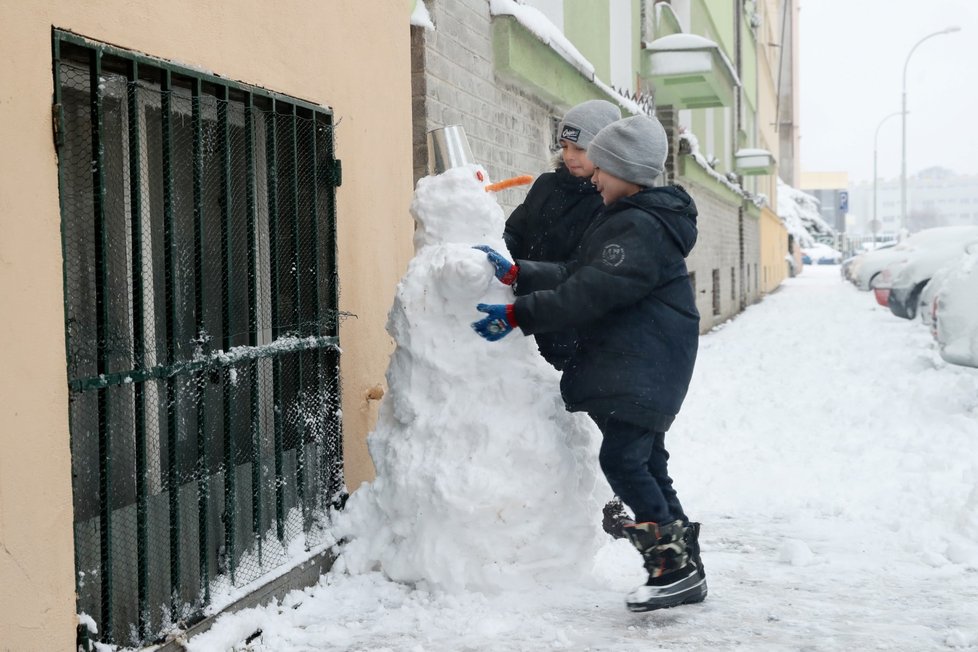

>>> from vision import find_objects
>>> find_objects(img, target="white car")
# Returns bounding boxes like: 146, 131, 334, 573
873, 232, 978, 320
919, 257, 962, 328
849, 226, 978, 291
934, 248, 978, 368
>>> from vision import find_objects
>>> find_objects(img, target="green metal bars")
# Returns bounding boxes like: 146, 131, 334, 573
54, 31, 344, 648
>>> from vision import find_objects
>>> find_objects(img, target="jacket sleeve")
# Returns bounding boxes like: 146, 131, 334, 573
512, 258, 571, 295
513, 213, 666, 334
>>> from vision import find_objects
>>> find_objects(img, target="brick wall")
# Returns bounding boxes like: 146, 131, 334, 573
412, 0, 556, 215
682, 177, 763, 332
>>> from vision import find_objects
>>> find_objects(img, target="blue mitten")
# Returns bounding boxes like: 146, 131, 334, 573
473, 245, 519, 285
472, 303, 518, 341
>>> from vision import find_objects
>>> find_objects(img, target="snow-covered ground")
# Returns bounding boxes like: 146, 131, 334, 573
188, 266, 978, 651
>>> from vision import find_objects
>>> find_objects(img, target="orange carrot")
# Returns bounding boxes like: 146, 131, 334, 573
484, 174, 534, 192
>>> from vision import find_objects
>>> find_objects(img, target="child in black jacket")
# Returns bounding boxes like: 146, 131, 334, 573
473, 115, 706, 613
503, 99, 620, 371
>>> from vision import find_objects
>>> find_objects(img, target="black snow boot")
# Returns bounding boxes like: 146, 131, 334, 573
623, 519, 708, 612
602, 497, 632, 539
685, 522, 706, 579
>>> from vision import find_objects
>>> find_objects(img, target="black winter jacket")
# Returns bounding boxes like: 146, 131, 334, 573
512, 185, 700, 432
503, 165, 604, 369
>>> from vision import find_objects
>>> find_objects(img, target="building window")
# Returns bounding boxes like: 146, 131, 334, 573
730, 267, 736, 300
712, 268, 721, 315
54, 31, 343, 646
689, 270, 696, 296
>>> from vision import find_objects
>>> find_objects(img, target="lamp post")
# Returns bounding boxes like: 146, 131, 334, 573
901, 26, 960, 234
873, 111, 903, 248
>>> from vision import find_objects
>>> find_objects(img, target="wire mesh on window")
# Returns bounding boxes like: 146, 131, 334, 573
57, 47, 343, 647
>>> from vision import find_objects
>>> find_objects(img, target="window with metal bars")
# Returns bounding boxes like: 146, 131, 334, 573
54, 30, 344, 647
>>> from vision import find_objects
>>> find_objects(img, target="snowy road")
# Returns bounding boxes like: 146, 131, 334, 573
190, 266, 978, 651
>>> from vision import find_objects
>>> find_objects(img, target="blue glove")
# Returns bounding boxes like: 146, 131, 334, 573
472, 303, 518, 341
473, 245, 519, 285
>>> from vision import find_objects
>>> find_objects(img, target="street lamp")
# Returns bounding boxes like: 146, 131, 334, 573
901, 26, 960, 234
873, 110, 903, 247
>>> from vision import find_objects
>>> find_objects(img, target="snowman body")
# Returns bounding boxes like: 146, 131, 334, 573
338, 165, 607, 592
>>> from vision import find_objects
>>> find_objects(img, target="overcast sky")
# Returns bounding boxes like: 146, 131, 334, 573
798, 0, 978, 184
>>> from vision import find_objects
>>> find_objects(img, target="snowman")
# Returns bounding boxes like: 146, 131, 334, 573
335, 149, 610, 593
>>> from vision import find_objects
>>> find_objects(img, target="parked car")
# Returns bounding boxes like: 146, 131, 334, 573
849, 226, 978, 291
933, 247, 978, 368
872, 228, 978, 319
918, 257, 962, 329
803, 243, 842, 265
843, 242, 895, 283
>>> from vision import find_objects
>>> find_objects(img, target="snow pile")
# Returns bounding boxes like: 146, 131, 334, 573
334, 164, 608, 593
777, 178, 836, 248
410, 1, 434, 29
936, 248, 978, 367
188, 267, 978, 651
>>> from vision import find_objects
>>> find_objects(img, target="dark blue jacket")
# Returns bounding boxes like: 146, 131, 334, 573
512, 185, 700, 432
503, 165, 604, 370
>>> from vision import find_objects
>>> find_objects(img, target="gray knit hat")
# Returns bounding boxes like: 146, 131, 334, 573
587, 115, 668, 187
556, 100, 622, 150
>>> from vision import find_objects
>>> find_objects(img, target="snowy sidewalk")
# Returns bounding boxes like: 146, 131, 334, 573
190, 266, 978, 651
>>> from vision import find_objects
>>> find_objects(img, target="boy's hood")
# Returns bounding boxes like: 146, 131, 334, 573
616, 185, 698, 257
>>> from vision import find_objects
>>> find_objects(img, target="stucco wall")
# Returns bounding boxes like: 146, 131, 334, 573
0, 2, 413, 649
760, 205, 789, 293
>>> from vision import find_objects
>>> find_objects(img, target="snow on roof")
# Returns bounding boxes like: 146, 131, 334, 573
646, 33, 741, 87
735, 148, 773, 157
647, 33, 718, 50
679, 129, 744, 196
489, 0, 594, 79
489, 0, 647, 116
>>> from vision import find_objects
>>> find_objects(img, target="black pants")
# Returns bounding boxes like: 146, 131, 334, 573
592, 414, 687, 525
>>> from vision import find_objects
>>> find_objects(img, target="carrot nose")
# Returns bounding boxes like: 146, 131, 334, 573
485, 174, 534, 192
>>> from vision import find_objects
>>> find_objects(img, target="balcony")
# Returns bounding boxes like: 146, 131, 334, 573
641, 34, 739, 109
734, 148, 776, 175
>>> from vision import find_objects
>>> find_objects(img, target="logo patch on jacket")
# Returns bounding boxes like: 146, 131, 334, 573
560, 126, 581, 142
602, 243, 625, 267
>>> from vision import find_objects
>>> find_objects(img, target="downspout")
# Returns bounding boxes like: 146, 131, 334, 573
735, 0, 747, 310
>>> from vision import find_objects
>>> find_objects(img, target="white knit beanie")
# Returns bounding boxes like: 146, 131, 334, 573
587, 115, 669, 187
557, 100, 622, 150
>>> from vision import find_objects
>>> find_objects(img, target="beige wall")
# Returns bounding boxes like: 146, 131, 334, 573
759, 205, 789, 294
0, 2, 413, 649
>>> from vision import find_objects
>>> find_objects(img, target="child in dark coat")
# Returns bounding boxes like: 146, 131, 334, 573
503, 99, 620, 371
472, 115, 705, 612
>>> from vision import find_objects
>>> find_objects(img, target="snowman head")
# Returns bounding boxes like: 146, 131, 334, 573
410, 164, 505, 250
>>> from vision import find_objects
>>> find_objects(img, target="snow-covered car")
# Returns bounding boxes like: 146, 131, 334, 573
933, 248, 978, 367
918, 257, 962, 329
872, 229, 978, 319
843, 243, 895, 283
802, 243, 842, 265
849, 227, 978, 291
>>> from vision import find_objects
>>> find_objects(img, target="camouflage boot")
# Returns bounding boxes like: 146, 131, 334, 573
623, 519, 708, 612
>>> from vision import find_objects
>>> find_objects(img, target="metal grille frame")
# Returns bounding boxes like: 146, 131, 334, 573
53, 30, 344, 647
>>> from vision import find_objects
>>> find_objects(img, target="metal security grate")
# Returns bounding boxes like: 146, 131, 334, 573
53, 30, 344, 647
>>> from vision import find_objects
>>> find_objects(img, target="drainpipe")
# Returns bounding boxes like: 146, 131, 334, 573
735, 0, 747, 310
